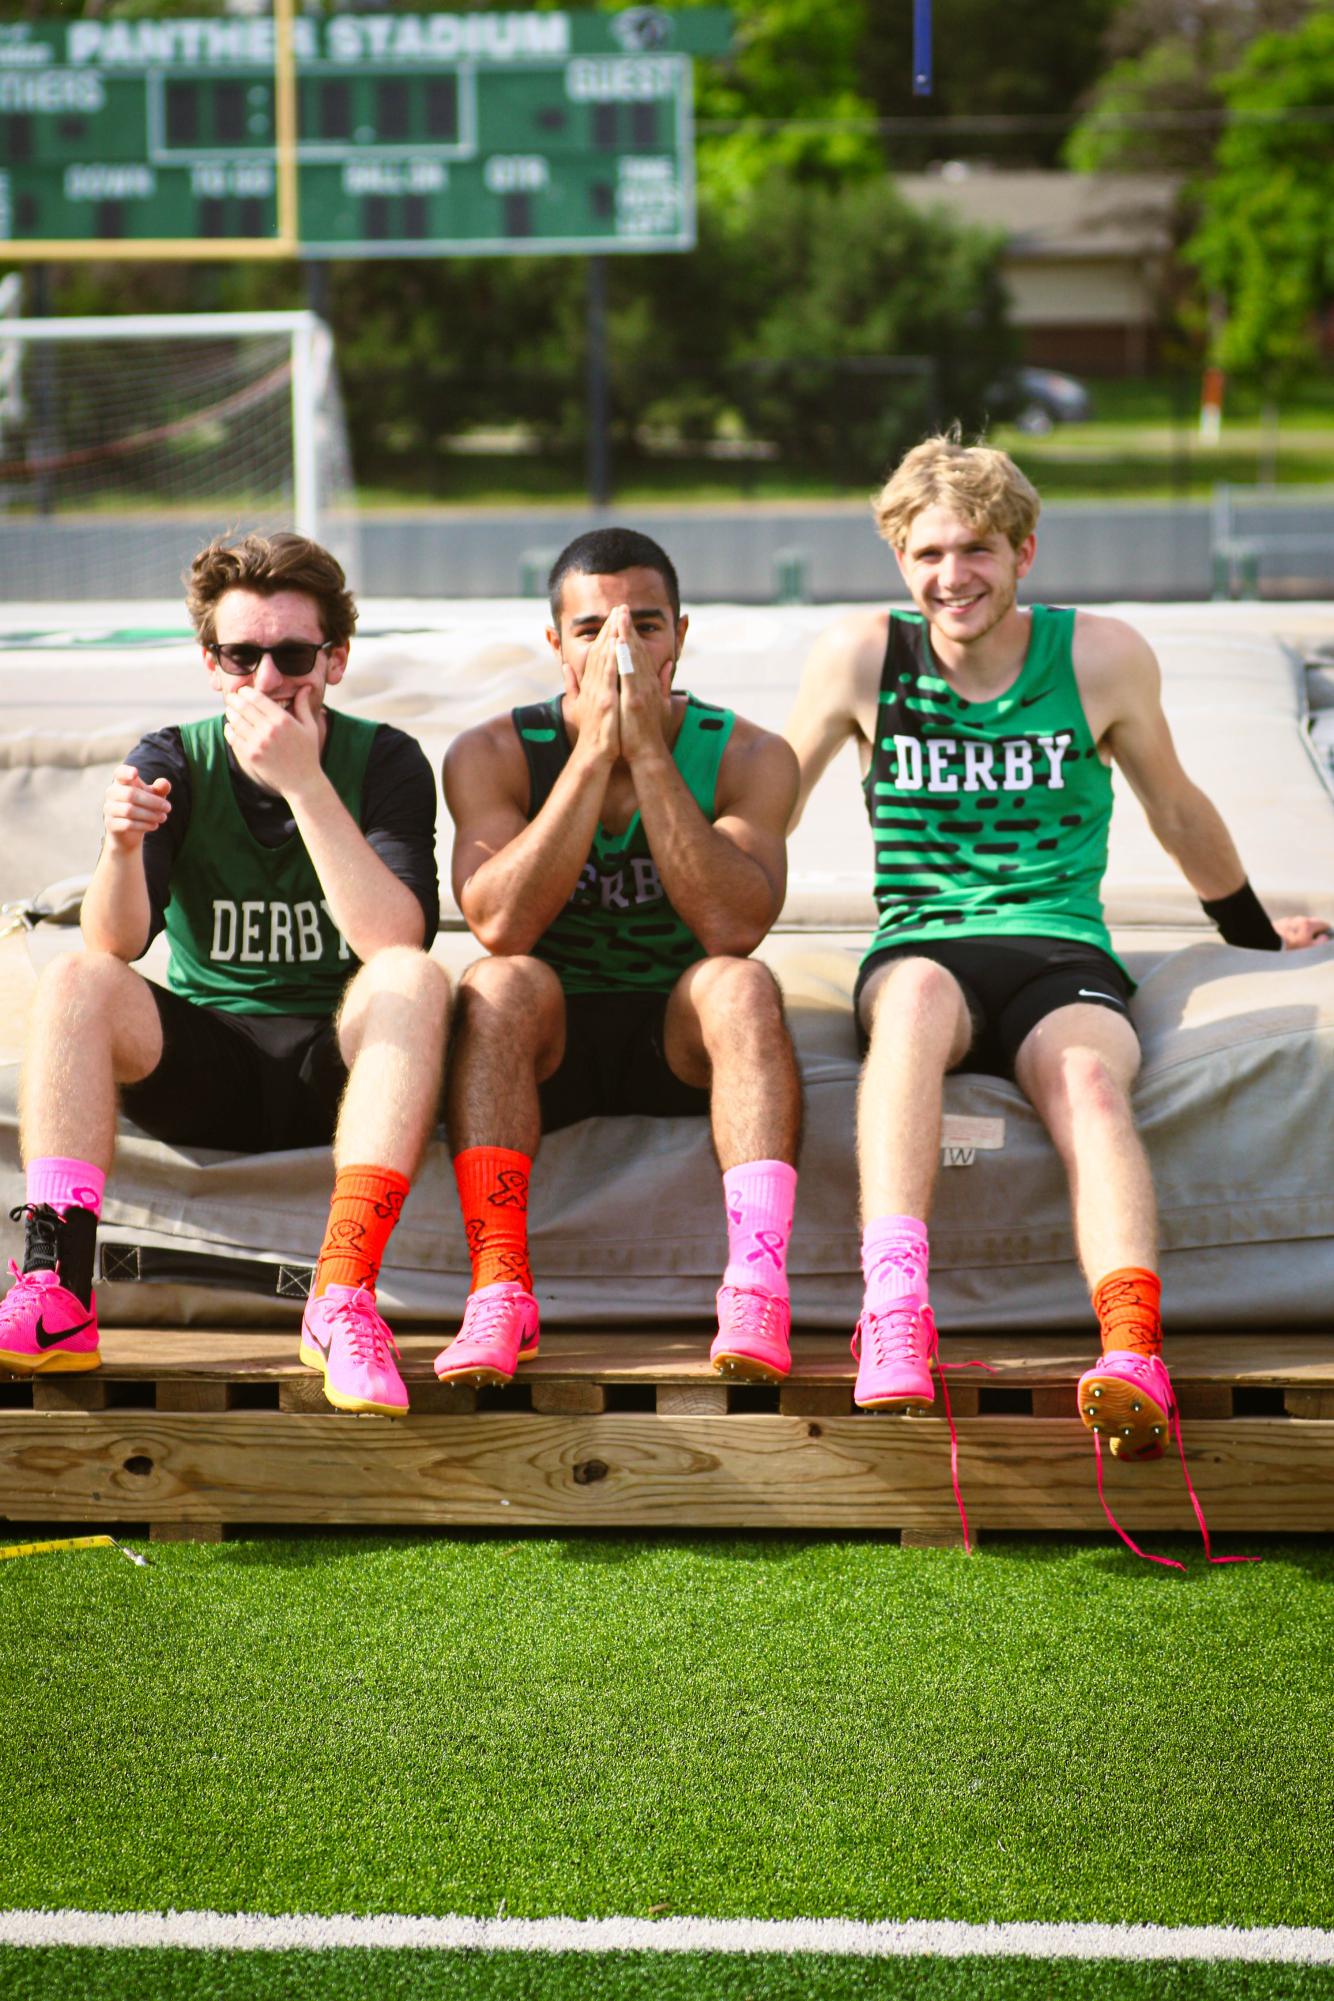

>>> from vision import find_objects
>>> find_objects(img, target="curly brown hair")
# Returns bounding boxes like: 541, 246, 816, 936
873, 433, 1040, 553
185, 532, 358, 648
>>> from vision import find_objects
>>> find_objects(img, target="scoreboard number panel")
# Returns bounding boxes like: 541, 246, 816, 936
0, 9, 724, 259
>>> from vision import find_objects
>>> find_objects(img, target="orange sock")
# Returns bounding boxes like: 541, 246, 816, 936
454, 1146, 533, 1293
1092, 1266, 1162, 1358
313, 1164, 411, 1298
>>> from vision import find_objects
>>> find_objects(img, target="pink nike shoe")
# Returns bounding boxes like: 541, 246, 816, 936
0, 1263, 100, 1373
1078, 1348, 1173, 1460
852, 1300, 937, 1409
711, 1283, 791, 1382
434, 1280, 540, 1386
299, 1283, 409, 1417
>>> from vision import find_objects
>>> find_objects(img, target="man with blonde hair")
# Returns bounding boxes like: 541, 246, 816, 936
786, 433, 1325, 1469
0, 532, 449, 1418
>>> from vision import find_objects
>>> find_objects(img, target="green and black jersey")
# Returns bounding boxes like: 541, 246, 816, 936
514, 692, 735, 994
163, 710, 379, 1016
862, 606, 1120, 963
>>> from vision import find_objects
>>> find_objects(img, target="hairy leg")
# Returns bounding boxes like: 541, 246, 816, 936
19, 951, 165, 1173
664, 956, 801, 1170
445, 955, 566, 1158
334, 947, 451, 1178
856, 957, 973, 1223
1014, 1002, 1155, 1283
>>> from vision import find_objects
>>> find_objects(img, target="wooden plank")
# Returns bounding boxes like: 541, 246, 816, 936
1285, 1389, 1334, 1419
779, 1385, 852, 1417
1, 1412, 1330, 1531
80, 1327, 1334, 1389
656, 1384, 730, 1415
31, 1377, 109, 1412
150, 1522, 224, 1544
1175, 1384, 1234, 1420
531, 1381, 607, 1415
900, 1525, 969, 1549
156, 1382, 231, 1413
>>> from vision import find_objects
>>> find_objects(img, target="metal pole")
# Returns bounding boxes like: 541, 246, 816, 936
31, 266, 56, 517
585, 254, 611, 510
291, 314, 323, 543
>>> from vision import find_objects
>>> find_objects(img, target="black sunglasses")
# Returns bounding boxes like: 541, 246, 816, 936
207, 640, 336, 677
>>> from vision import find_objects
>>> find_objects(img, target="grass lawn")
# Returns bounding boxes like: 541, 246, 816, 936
3, 1531, 1331, 1923
4, 1530, 1330, 1997
8, 1948, 1334, 2000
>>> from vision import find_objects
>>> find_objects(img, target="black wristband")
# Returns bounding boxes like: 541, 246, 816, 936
1201, 879, 1282, 951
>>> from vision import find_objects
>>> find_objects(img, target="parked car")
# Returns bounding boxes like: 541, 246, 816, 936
992, 367, 1092, 434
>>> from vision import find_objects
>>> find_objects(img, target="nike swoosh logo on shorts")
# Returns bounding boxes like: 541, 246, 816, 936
35, 1313, 94, 1348
1078, 988, 1121, 1004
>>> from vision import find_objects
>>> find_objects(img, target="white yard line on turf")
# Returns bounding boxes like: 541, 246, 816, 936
1, 1914, 1333, 1963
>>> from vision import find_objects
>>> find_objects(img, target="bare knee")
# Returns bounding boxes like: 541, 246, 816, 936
864, 957, 967, 1057
349, 945, 449, 1015
691, 955, 782, 1024
1029, 1044, 1134, 1132
457, 955, 563, 1048
36, 948, 144, 1023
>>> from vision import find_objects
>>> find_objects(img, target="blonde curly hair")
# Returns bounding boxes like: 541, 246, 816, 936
873, 433, 1040, 553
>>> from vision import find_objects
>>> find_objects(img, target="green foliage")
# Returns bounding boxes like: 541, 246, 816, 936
1064, 0, 1316, 179
717, 172, 1013, 472
1065, 39, 1216, 176
1186, 9, 1334, 381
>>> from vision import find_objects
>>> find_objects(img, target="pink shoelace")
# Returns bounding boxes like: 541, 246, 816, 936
720, 1285, 789, 1341
456, 1290, 526, 1351
0, 1262, 47, 1322
857, 1300, 994, 1556
1090, 1394, 1258, 1572
329, 1288, 398, 1367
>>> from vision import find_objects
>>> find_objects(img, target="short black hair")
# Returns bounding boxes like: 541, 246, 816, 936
548, 526, 681, 625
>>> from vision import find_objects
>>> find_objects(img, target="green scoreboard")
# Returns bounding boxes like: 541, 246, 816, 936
0, 9, 729, 258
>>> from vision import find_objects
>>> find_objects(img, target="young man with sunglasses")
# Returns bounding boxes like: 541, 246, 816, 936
0, 532, 448, 1417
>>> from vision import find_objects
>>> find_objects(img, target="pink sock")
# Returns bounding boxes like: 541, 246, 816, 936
26, 1156, 105, 1219
722, 1160, 797, 1296
861, 1214, 929, 1311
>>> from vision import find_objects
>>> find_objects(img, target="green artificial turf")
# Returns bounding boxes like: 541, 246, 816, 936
4, 1952, 1334, 2001
2, 1534, 1331, 1928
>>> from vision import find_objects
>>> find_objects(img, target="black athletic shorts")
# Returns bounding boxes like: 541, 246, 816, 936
120, 983, 347, 1153
539, 989, 711, 1135
853, 933, 1135, 1080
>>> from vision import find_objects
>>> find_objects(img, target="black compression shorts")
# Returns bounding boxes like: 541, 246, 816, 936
539, 989, 710, 1135
853, 933, 1135, 1080
120, 982, 347, 1153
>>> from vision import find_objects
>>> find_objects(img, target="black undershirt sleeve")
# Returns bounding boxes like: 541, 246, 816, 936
119, 726, 192, 948
116, 718, 440, 949
359, 725, 441, 940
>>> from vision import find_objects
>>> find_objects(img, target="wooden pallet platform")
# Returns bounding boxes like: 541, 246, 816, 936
2, 1330, 1332, 1542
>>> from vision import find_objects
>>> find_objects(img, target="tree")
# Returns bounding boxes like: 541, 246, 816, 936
707, 170, 1014, 473
1065, 0, 1315, 177
1185, 9, 1334, 380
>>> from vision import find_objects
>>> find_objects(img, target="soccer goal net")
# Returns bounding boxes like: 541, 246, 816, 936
0, 309, 358, 602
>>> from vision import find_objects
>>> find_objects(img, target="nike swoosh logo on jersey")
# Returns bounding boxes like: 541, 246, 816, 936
35, 1313, 95, 1348
1078, 989, 1121, 1004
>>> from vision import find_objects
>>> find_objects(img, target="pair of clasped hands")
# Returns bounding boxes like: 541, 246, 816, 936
104, 682, 325, 851
566, 604, 674, 768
